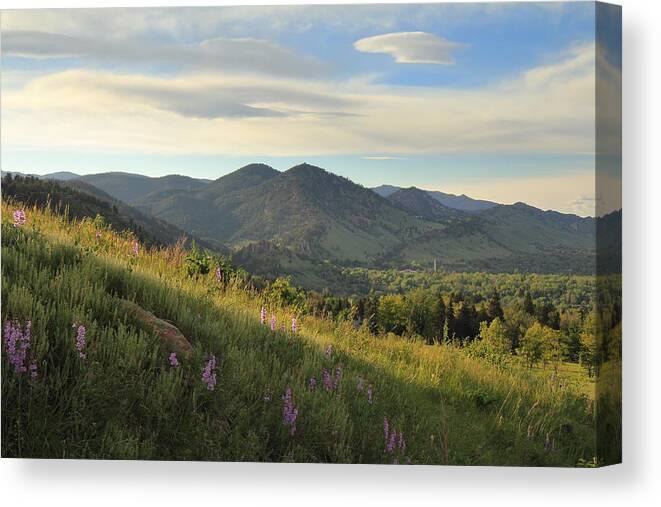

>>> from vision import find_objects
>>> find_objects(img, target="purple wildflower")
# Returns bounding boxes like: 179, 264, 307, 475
169, 352, 179, 367
270, 314, 276, 332
324, 344, 333, 358
367, 384, 373, 405
215, 266, 222, 283
282, 387, 298, 435
131, 240, 139, 257
201, 355, 217, 391
333, 365, 343, 390
291, 318, 298, 334
74, 324, 86, 359
260, 306, 267, 325
383, 416, 389, 442
308, 375, 317, 390
3, 320, 31, 374
29, 360, 38, 379
12, 209, 26, 228
387, 430, 397, 453
322, 368, 333, 391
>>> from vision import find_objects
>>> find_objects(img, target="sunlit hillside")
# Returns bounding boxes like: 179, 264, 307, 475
1, 201, 599, 465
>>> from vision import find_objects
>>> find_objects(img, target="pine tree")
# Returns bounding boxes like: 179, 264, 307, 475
487, 289, 504, 321
523, 291, 535, 315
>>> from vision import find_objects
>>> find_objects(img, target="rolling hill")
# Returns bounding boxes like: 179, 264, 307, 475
77, 172, 210, 203
135, 163, 439, 263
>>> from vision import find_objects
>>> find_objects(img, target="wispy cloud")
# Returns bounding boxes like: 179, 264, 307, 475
2, 30, 327, 79
362, 156, 405, 160
354, 32, 463, 64
2, 43, 597, 156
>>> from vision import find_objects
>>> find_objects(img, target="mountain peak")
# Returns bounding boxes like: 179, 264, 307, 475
387, 186, 457, 221
286, 163, 328, 176
203, 163, 278, 196
229, 163, 278, 178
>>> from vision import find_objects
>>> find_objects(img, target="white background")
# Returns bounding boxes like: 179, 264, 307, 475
1, 0, 659, 505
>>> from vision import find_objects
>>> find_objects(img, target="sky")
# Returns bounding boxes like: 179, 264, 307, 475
1, 2, 621, 216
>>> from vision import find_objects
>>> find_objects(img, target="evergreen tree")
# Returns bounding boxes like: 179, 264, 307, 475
487, 289, 504, 321
523, 291, 535, 315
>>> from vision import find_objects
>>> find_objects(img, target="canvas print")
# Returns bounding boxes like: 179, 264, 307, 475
1, 2, 621, 466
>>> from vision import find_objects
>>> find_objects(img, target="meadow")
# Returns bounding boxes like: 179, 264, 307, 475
1, 201, 598, 465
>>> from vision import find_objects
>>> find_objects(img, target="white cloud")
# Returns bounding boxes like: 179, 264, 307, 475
2, 30, 327, 79
354, 32, 462, 64
2, 43, 597, 159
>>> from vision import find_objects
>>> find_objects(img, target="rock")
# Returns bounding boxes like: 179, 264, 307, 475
120, 299, 193, 359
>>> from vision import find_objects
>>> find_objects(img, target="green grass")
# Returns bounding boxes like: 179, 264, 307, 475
1, 202, 597, 465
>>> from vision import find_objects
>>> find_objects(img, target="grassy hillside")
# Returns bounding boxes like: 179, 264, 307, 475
1, 175, 215, 250
1, 201, 598, 465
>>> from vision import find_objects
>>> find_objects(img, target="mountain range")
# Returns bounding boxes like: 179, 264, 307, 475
3, 164, 617, 285
372, 184, 498, 211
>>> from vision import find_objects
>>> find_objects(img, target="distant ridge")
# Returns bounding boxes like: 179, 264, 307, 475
386, 186, 459, 221
78, 172, 210, 203
372, 184, 497, 212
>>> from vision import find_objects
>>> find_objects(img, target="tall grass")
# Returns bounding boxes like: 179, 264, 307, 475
1, 201, 596, 465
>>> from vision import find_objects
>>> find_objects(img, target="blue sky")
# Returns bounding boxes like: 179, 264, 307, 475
1, 2, 621, 215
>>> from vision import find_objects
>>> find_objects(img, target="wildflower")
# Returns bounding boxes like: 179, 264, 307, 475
169, 352, 179, 367
29, 360, 38, 379
324, 344, 333, 358
215, 266, 222, 283
383, 416, 389, 442
260, 306, 267, 325
291, 318, 298, 334
131, 240, 139, 256
308, 375, 317, 390
12, 209, 26, 228
357, 376, 364, 391
201, 355, 217, 391
270, 314, 276, 332
386, 430, 397, 453
74, 324, 86, 359
322, 368, 333, 391
95, 231, 102, 241
367, 384, 373, 405
333, 365, 343, 390
3, 320, 31, 373
398, 431, 406, 451
282, 387, 298, 435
